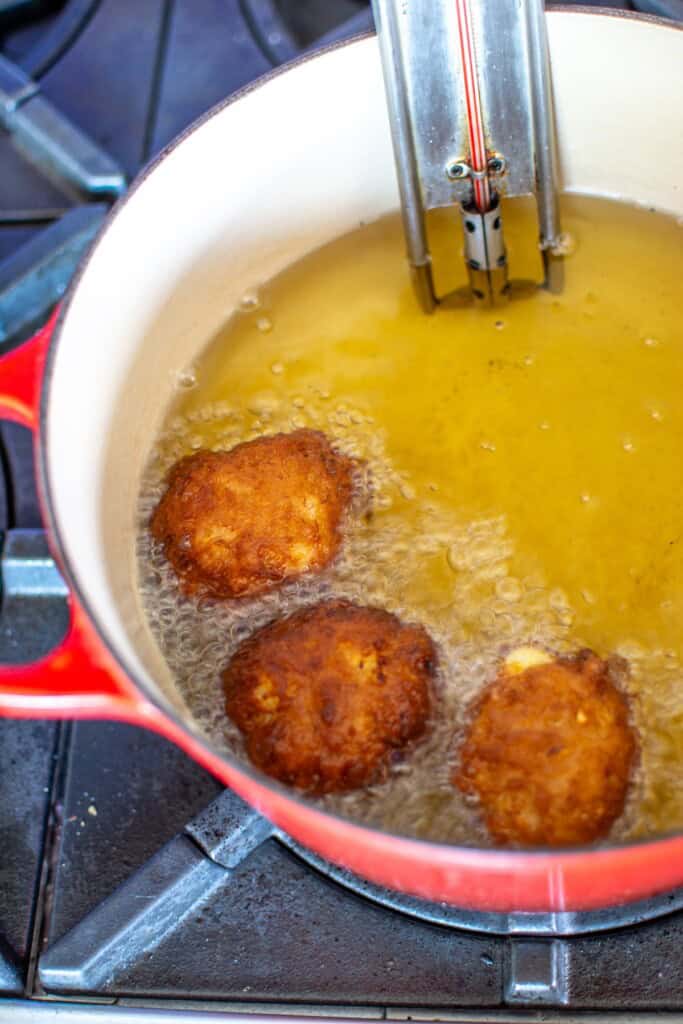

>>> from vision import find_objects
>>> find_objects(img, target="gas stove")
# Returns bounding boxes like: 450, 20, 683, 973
2, 1, 683, 1020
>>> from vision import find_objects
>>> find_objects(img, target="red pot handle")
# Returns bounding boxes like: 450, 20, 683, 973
0, 313, 52, 431
0, 317, 150, 723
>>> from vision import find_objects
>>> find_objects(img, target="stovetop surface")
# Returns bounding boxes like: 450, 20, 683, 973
1, 0, 683, 1017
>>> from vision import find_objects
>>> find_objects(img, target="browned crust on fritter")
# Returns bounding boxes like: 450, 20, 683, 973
150, 429, 355, 599
454, 650, 636, 848
223, 599, 436, 794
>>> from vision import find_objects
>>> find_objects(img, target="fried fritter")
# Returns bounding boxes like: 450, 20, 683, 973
454, 647, 636, 848
150, 429, 355, 599
224, 599, 436, 794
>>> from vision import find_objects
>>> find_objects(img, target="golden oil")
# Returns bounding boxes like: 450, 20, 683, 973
138, 195, 683, 845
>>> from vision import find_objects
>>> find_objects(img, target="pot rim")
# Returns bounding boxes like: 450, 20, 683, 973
37, 7, 683, 867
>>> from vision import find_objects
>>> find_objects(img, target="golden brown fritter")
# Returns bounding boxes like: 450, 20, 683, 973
150, 429, 355, 599
454, 648, 636, 848
224, 599, 436, 794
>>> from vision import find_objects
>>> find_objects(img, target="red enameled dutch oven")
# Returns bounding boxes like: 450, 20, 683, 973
0, 9, 682, 913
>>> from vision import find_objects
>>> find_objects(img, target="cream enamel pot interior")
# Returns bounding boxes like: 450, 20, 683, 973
0, 9, 682, 913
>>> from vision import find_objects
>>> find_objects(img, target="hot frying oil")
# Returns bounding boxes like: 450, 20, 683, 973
138, 196, 683, 845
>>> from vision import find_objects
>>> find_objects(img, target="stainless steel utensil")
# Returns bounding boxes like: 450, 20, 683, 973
372, 0, 564, 309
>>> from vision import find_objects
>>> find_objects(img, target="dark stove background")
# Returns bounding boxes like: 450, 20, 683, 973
1, 0, 683, 1016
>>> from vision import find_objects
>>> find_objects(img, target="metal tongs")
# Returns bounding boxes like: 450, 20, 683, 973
371, 0, 564, 311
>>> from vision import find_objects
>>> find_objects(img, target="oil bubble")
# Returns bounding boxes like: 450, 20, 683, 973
175, 368, 197, 389
239, 291, 260, 312
270, 362, 284, 375
551, 231, 576, 256
256, 316, 272, 333
495, 612, 519, 637
496, 577, 523, 603
549, 588, 570, 613
479, 607, 498, 631
248, 397, 277, 416
618, 640, 645, 660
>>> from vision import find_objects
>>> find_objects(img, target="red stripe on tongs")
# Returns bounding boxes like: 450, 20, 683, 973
454, 0, 490, 212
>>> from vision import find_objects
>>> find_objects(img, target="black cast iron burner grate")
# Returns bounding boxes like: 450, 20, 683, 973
38, 784, 683, 1008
